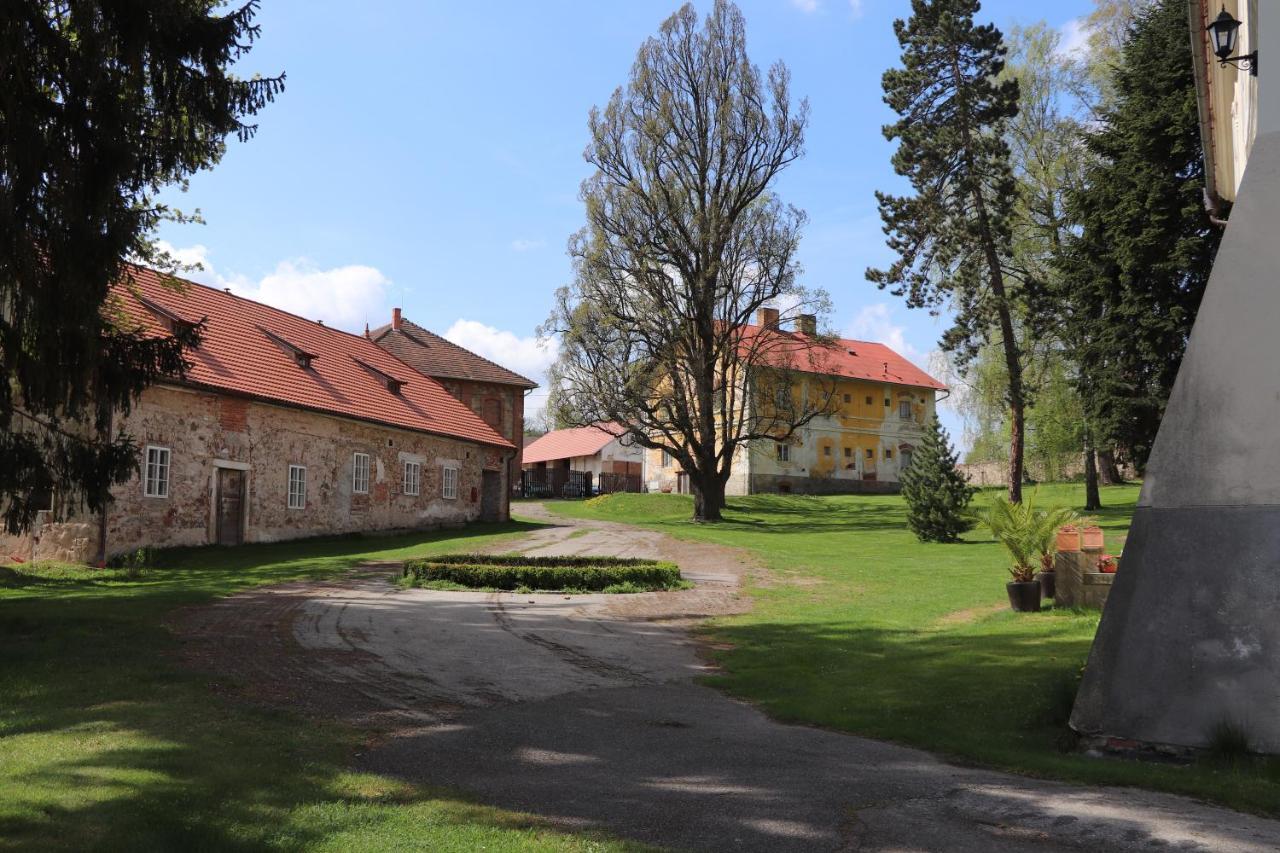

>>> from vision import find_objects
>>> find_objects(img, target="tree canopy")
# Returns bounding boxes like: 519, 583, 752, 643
0, 1, 283, 536
544, 0, 828, 521
1043, 0, 1218, 472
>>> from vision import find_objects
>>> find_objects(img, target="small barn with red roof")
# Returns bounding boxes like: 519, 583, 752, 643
520, 423, 644, 498
6, 265, 518, 563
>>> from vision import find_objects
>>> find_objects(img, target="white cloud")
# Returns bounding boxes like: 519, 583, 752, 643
1056, 17, 1091, 58
848, 0, 863, 18
844, 302, 925, 364
510, 238, 546, 252
155, 241, 391, 333
791, 0, 819, 12
442, 319, 559, 424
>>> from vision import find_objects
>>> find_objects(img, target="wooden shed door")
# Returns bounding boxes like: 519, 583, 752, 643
216, 469, 245, 546
480, 470, 503, 522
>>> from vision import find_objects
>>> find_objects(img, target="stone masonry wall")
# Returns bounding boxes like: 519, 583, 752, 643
3, 383, 509, 563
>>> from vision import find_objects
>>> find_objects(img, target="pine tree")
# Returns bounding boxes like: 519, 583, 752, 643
867, 0, 1027, 502
1043, 0, 1218, 473
901, 415, 976, 543
1, 2, 283, 536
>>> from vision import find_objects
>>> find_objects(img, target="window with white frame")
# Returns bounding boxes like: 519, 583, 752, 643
899, 399, 912, 419
288, 465, 306, 509
442, 465, 459, 500
403, 461, 421, 496
352, 452, 370, 494
660, 449, 671, 467
776, 442, 790, 462
144, 445, 170, 498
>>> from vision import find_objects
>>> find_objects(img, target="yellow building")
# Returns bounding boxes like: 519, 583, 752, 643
643, 308, 945, 496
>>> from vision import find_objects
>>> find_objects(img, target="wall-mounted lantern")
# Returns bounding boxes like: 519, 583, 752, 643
1207, 6, 1257, 76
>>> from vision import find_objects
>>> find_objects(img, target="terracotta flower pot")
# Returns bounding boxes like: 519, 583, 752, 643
1055, 525, 1081, 552
1082, 526, 1104, 550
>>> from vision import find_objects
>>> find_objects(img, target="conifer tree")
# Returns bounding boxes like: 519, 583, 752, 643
1043, 0, 1218, 473
868, 0, 1026, 502
901, 415, 975, 543
1, 2, 283, 536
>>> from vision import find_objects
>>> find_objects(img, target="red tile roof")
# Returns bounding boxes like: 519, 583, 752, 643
740, 324, 945, 391
371, 317, 537, 389
522, 423, 626, 465
112, 265, 515, 449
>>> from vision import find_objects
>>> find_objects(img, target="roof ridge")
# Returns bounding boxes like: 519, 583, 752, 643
399, 320, 538, 387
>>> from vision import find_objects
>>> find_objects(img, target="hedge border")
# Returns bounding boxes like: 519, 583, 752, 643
402, 554, 683, 592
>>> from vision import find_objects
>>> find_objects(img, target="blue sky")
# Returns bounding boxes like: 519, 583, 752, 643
157, 0, 1093, 442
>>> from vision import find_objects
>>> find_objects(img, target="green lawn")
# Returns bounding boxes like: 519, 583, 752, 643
0, 523, 649, 852
548, 484, 1280, 816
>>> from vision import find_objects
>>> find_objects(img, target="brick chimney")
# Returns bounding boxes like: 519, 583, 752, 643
796, 314, 817, 336
756, 307, 780, 329
392, 307, 402, 330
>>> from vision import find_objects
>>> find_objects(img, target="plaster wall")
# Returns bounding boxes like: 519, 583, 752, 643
642, 378, 935, 496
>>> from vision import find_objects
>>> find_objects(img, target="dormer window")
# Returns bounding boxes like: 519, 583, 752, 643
258, 326, 318, 370
137, 294, 202, 341
353, 357, 408, 394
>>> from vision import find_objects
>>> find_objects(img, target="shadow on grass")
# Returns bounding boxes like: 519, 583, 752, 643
700, 614, 1280, 817
0, 519, 641, 852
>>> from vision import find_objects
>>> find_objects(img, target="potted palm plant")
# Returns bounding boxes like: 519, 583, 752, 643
982, 496, 1079, 612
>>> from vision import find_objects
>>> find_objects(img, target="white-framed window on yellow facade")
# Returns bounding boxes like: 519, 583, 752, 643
776, 443, 790, 462
899, 399, 912, 419
660, 449, 671, 467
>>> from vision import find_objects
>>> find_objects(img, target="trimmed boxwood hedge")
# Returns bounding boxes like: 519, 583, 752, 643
402, 554, 683, 592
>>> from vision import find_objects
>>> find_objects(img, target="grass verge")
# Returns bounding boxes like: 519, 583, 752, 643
546, 484, 1280, 816
0, 521, 651, 851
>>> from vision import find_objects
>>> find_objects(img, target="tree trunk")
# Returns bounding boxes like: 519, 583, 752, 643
1083, 428, 1102, 511
691, 473, 725, 522
1097, 448, 1123, 485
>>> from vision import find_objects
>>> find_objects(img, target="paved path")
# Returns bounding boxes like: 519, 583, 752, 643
176, 503, 1280, 852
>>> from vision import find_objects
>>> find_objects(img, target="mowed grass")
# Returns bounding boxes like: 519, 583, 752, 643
0, 522, 649, 852
548, 484, 1280, 815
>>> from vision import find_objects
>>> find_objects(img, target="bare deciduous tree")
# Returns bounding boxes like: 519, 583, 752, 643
542, 0, 831, 521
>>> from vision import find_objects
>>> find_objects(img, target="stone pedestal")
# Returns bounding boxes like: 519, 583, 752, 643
1053, 548, 1111, 610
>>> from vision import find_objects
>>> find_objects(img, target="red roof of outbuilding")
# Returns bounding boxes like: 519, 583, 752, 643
522, 423, 626, 465
112, 266, 515, 449
741, 324, 945, 391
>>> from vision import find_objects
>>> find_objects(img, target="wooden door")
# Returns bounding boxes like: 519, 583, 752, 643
216, 468, 245, 546
480, 470, 502, 522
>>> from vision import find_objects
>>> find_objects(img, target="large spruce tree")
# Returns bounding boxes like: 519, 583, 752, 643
901, 414, 975, 543
1044, 0, 1218, 472
0, 2, 282, 536
868, 0, 1026, 502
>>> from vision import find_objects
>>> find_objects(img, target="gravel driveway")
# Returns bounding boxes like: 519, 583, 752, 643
176, 503, 1280, 852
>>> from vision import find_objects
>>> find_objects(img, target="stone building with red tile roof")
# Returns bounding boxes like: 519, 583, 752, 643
645, 307, 946, 496
369, 310, 536, 506
3, 266, 517, 563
